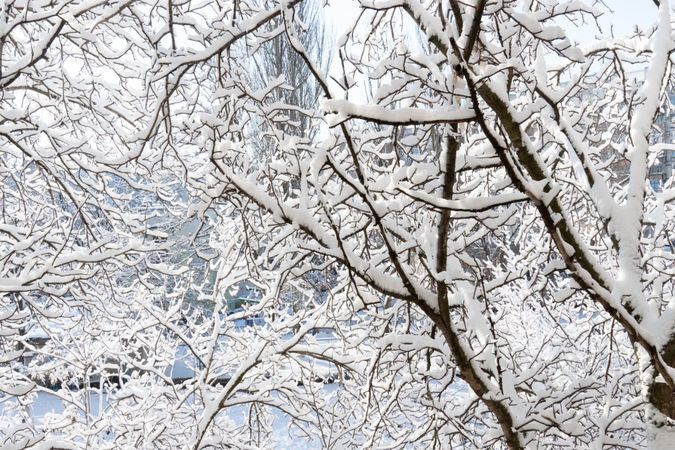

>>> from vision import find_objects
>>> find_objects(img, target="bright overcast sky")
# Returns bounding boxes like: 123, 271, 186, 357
323, 0, 664, 42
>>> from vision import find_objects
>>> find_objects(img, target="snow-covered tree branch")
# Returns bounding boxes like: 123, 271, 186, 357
2, 0, 675, 449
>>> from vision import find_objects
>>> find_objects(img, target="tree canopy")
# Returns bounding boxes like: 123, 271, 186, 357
1, 1, 675, 449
